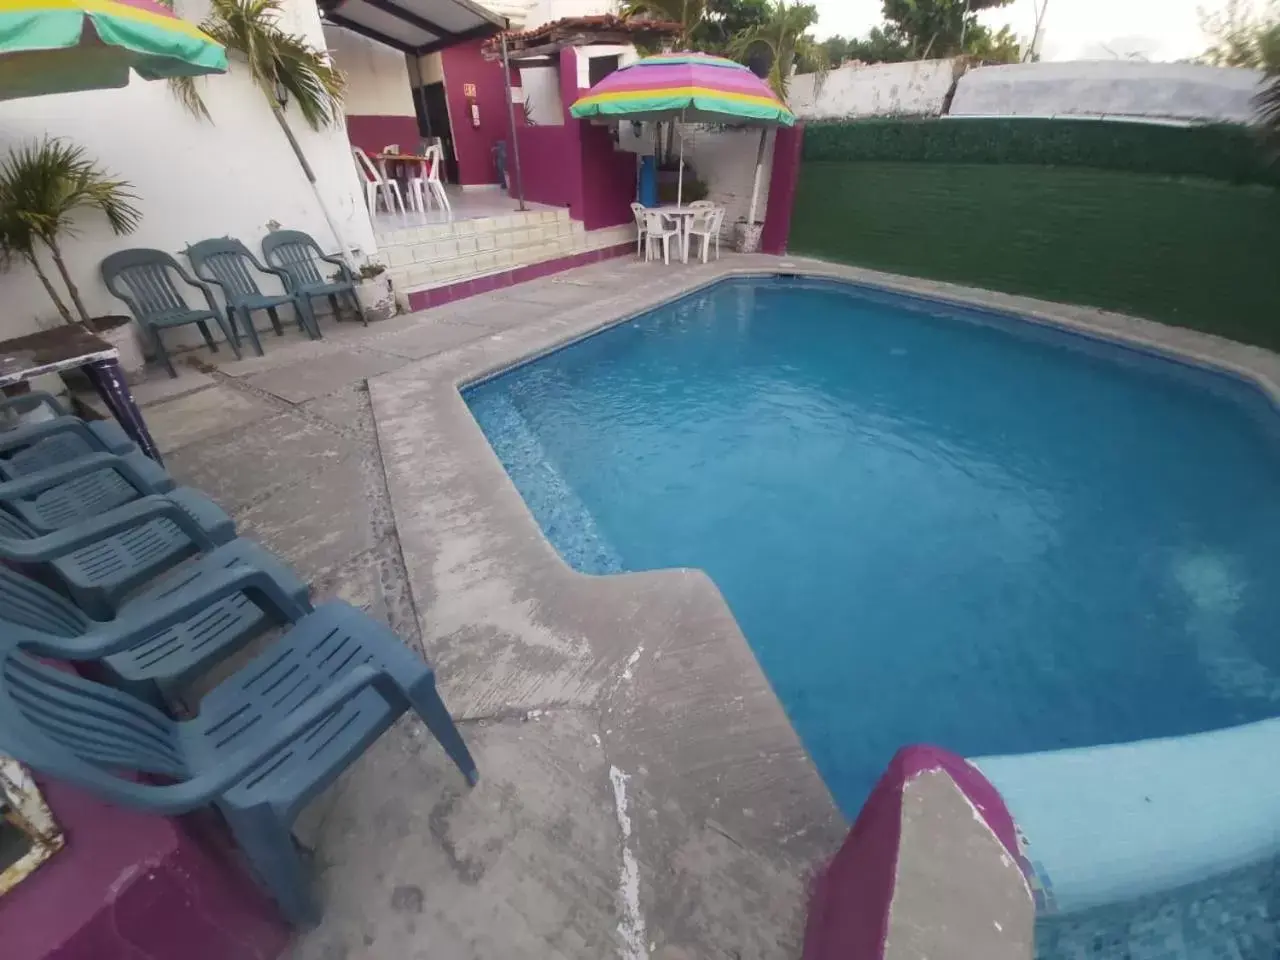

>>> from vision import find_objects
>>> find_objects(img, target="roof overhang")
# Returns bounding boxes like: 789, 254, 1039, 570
320, 0, 506, 56
480, 14, 681, 62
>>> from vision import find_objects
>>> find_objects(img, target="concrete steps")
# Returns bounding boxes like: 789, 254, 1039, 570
379, 210, 635, 301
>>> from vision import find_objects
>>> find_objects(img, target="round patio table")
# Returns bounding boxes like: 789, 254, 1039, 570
655, 206, 706, 264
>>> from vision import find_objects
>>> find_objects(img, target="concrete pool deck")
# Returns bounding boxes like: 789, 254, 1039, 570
92, 252, 1280, 959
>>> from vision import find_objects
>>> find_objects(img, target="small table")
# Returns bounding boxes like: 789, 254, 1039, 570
0, 325, 163, 464
656, 206, 706, 263
375, 153, 430, 210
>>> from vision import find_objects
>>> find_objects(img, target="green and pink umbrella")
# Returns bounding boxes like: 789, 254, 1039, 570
0, 0, 227, 100
570, 51, 794, 213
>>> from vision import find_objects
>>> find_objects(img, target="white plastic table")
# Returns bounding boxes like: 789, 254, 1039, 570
656, 205, 706, 263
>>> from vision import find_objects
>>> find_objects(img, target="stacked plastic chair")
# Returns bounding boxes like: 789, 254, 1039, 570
0, 391, 477, 925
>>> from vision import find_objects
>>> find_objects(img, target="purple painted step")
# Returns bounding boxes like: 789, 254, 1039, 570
1, 777, 291, 960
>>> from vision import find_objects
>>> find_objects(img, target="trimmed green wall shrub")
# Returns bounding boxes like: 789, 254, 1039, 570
801, 118, 1280, 187
790, 161, 1280, 351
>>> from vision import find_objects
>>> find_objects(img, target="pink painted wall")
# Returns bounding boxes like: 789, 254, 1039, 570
514, 125, 575, 208
345, 115, 421, 159
440, 39, 525, 186
508, 50, 636, 229
1, 777, 290, 960
762, 123, 804, 255
801, 745, 1024, 960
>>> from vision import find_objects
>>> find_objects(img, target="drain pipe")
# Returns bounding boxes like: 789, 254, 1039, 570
500, 31, 528, 212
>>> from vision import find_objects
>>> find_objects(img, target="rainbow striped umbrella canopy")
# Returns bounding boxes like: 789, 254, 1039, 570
570, 51, 795, 126
0, 0, 227, 101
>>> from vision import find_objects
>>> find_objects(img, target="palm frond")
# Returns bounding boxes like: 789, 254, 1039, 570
0, 138, 141, 243
169, 75, 212, 121
186, 0, 346, 129
1255, 72, 1280, 157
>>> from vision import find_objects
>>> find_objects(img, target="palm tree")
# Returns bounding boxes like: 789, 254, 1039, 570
172, 0, 352, 263
728, 0, 826, 102
0, 139, 141, 329
1257, 70, 1280, 158
622, 0, 708, 50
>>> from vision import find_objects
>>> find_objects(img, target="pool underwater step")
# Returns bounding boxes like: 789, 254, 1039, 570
480, 393, 623, 575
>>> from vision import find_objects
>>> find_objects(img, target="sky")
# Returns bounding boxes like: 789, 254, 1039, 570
808, 0, 1233, 62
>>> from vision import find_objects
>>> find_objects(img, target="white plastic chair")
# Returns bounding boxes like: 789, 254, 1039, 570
688, 200, 715, 209
353, 146, 404, 216
644, 210, 680, 264
630, 203, 648, 258
687, 206, 725, 263
414, 145, 450, 215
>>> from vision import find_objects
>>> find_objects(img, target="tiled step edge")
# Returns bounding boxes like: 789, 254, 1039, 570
403, 242, 634, 312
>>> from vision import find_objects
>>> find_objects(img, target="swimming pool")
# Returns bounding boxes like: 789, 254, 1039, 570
463, 275, 1280, 817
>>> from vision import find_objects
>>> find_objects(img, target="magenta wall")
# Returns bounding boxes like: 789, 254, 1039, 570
554, 48, 636, 230
801, 745, 1024, 960
440, 39, 525, 186
345, 115, 421, 158
1, 778, 290, 960
762, 123, 804, 255
515, 125, 575, 208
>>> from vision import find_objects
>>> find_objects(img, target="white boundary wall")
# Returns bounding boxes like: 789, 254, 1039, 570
0, 0, 375, 341
950, 61, 1266, 123
791, 59, 961, 120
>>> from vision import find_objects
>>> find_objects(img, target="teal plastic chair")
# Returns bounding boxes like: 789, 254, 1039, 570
0, 392, 135, 476
0, 488, 235, 619
261, 230, 364, 329
0, 540, 308, 706
0, 451, 172, 533
186, 237, 321, 351
102, 249, 243, 379
0, 599, 478, 925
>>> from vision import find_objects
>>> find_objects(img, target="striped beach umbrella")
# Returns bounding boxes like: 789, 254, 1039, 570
0, 0, 227, 100
570, 51, 795, 126
570, 51, 794, 214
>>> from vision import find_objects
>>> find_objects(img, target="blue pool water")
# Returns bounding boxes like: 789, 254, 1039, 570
464, 277, 1280, 816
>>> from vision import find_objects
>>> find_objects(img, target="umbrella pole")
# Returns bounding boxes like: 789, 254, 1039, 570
747, 127, 769, 226
677, 123, 685, 208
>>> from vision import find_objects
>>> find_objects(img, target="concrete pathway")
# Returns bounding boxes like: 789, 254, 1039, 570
94, 255, 844, 960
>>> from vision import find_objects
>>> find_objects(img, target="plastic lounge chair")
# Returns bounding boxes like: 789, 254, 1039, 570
186, 237, 322, 351
0, 489, 235, 619
0, 600, 478, 925
102, 249, 243, 379
261, 230, 364, 329
0, 539, 309, 707
0, 451, 173, 533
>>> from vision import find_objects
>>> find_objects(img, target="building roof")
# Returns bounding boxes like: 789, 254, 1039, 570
320, 0, 506, 56
481, 14, 681, 60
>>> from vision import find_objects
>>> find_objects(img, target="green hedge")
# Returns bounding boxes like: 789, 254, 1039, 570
801, 118, 1280, 187
790, 161, 1280, 350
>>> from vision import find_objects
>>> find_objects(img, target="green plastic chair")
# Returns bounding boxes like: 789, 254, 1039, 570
0, 487, 235, 619
0, 539, 309, 707
102, 249, 243, 379
0, 450, 172, 533
261, 230, 365, 329
186, 237, 321, 351
0, 597, 477, 925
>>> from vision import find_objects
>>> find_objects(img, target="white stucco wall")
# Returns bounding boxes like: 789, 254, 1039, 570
681, 125, 773, 236
521, 66, 564, 124
0, 0, 374, 341
790, 59, 960, 120
518, 0, 619, 31
324, 25, 415, 116
949, 61, 1266, 123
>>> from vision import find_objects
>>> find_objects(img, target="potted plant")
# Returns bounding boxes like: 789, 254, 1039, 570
0, 138, 145, 376
353, 260, 396, 323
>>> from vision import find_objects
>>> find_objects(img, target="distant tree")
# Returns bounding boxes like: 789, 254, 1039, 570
728, 0, 826, 101
696, 0, 770, 51
1199, 0, 1280, 70
836, 0, 1022, 64
622, 0, 708, 49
